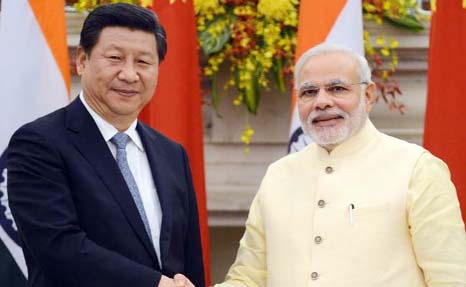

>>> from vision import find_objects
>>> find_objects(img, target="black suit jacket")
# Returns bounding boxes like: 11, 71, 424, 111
7, 98, 205, 287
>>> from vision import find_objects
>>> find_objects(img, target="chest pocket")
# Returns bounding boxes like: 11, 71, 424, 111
352, 202, 392, 218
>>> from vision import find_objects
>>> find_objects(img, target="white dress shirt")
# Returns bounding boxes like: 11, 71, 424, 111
79, 92, 163, 267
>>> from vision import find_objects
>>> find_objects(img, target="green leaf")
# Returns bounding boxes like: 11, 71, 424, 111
384, 14, 424, 32
272, 57, 286, 93
210, 73, 221, 116
243, 66, 262, 115
198, 16, 231, 55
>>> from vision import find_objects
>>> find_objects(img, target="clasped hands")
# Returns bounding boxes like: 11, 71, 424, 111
158, 274, 195, 287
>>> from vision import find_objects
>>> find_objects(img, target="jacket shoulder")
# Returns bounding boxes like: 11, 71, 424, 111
378, 132, 427, 158
137, 121, 182, 148
10, 107, 67, 141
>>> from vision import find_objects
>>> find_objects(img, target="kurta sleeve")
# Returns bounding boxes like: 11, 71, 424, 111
214, 188, 267, 287
407, 152, 466, 286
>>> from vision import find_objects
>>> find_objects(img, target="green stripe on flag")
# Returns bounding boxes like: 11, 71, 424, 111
0, 238, 26, 287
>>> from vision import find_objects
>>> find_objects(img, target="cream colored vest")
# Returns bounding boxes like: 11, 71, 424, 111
259, 121, 427, 287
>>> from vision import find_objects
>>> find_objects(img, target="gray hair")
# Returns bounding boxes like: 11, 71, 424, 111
294, 43, 373, 90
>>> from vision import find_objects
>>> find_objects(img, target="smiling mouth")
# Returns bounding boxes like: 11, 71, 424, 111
313, 114, 343, 122
312, 114, 344, 126
113, 88, 138, 97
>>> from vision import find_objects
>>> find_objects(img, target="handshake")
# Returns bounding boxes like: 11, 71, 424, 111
158, 274, 196, 287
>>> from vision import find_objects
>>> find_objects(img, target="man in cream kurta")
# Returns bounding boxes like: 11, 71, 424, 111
214, 44, 466, 287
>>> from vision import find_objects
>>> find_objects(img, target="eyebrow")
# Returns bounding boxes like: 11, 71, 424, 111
105, 45, 156, 58
298, 79, 348, 90
298, 82, 317, 90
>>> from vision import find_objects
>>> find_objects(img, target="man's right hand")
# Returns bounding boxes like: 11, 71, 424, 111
158, 274, 195, 287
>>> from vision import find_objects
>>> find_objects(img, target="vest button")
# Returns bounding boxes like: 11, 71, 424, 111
325, 166, 334, 174
311, 272, 319, 280
314, 236, 322, 244
318, 200, 326, 208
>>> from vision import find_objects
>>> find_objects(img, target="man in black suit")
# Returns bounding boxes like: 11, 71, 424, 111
7, 3, 204, 287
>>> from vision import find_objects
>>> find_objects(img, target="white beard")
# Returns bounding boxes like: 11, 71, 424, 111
301, 95, 368, 148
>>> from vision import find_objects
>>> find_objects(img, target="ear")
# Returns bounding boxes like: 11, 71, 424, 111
76, 46, 88, 76
364, 82, 377, 113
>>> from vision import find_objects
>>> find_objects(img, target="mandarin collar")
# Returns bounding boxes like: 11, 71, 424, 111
303, 119, 379, 161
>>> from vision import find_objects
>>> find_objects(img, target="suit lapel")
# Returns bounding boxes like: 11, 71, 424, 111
136, 123, 173, 269
64, 98, 158, 266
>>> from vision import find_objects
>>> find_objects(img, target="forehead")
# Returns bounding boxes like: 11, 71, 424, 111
95, 26, 157, 54
299, 52, 360, 85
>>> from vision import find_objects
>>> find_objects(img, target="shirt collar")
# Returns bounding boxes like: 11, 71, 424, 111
79, 91, 145, 152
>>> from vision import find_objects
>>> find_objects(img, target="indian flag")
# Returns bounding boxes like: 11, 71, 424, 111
0, 0, 69, 284
288, 0, 363, 153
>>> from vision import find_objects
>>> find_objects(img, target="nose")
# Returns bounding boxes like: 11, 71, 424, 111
118, 62, 139, 83
313, 88, 334, 110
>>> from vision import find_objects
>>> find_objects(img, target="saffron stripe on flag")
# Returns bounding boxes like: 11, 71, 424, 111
28, 0, 71, 92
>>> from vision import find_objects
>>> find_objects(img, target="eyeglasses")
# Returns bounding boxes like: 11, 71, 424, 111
297, 81, 368, 103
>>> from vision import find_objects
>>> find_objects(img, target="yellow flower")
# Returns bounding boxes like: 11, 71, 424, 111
194, 0, 220, 14
383, 1, 391, 11
381, 48, 390, 57
376, 36, 385, 46
245, 60, 255, 71
382, 70, 389, 80
225, 79, 236, 88
363, 3, 376, 12
233, 95, 243, 106
264, 50, 273, 59
365, 45, 375, 56
240, 38, 250, 48
241, 125, 255, 145
363, 30, 370, 41
204, 68, 213, 76
364, 13, 374, 20
257, 0, 297, 21
392, 54, 399, 67
375, 16, 383, 25
284, 11, 298, 27
258, 76, 268, 87
389, 39, 399, 49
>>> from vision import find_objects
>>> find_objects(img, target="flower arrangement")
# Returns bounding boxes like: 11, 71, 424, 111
362, 0, 426, 114
195, 0, 298, 117
195, 0, 427, 144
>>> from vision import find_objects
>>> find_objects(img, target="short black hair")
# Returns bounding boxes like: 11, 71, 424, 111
79, 3, 167, 62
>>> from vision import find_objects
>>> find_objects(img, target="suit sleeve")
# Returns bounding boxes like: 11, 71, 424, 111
180, 146, 206, 287
407, 152, 466, 287
7, 125, 162, 287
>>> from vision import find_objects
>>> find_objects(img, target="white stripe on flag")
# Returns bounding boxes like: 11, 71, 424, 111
325, 0, 364, 56
0, 0, 69, 151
